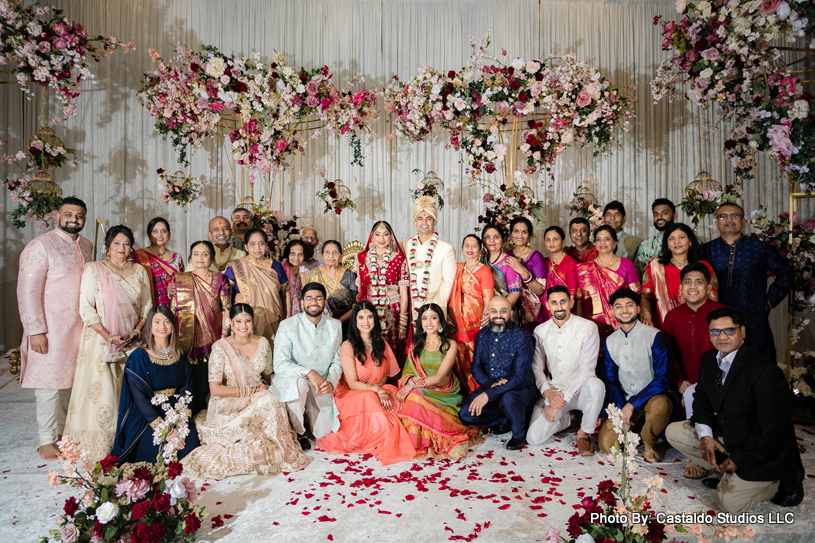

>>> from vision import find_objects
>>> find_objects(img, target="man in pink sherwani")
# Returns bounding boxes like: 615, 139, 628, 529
17, 197, 93, 459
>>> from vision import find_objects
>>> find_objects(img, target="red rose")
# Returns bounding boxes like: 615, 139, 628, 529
132, 500, 151, 521
232, 81, 248, 93
156, 168, 165, 175
167, 461, 183, 480
99, 454, 119, 471
335, 208, 342, 215
133, 467, 153, 481
151, 523, 166, 542
131, 522, 152, 543
184, 513, 202, 535
189, 63, 200, 73
153, 493, 171, 513
447, 70, 456, 79
484, 164, 496, 174
63, 496, 79, 517
92, 521, 105, 538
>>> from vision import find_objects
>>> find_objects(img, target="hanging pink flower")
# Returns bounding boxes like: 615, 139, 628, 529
275, 138, 287, 152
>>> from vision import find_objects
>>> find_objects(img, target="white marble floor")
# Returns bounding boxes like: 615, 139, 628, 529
0, 354, 812, 543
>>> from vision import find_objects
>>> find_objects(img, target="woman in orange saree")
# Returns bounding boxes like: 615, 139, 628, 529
641, 222, 719, 328
541, 226, 579, 321
134, 217, 184, 307
576, 226, 641, 334
395, 303, 479, 461
317, 301, 415, 465
225, 229, 287, 343
447, 235, 494, 395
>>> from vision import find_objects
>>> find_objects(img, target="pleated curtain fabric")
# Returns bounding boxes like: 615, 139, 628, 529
1, 0, 809, 354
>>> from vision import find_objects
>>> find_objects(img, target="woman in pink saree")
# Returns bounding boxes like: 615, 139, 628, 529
575, 226, 641, 333
134, 217, 184, 307
505, 217, 546, 333
64, 226, 153, 461
541, 226, 579, 321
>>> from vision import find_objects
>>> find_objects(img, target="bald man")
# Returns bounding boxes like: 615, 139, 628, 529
185, 216, 246, 273
459, 297, 538, 450
301, 227, 323, 271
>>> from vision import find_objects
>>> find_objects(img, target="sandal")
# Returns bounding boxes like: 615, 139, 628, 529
643, 449, 662, 463
683, 460, 710, 479
576, 437, 594, 456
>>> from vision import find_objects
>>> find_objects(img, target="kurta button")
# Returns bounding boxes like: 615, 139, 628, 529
625, 341, 628, 345
492, 354, 495, 357
627, 370, 631, 374
631, 383, 635, 386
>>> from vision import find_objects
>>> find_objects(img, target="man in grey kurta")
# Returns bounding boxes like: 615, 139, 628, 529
271, 282, 342, 444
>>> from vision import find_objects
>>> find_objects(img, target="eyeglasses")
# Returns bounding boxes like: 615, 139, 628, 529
709, 327, 739, 336
303, 296, 325, 302
716, 213, 743, 221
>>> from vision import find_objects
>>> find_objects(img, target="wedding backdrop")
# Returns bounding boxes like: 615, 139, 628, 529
1, 0, 812, 354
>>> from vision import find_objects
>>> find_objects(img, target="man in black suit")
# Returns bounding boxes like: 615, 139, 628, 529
665, 307, 804, 513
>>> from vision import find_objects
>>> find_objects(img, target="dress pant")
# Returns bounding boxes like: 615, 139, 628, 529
683, 382, 697, 419
598, 394, 672, 453
284, 377, 333, 440
459, 386, 537, 440
35, 388, 71, 447
666, 421, 779, 513
526, 377, 605, 446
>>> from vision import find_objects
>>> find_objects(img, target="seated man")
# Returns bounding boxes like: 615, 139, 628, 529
527, 286, 604, 455
271, 282, 343, 449
666, 307, 804, 513
598, 288, 672, 462
459, 297, 538, 450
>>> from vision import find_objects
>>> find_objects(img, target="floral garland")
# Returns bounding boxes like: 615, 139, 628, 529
407, 232, 438, 320
42, 391, 205, 542
138, 45, 377, 179
680, 183, 743, 227
477, 172, 546, 233
385, 31, 635, 179
316, 178, 356, 215
156, 168, 201, 211
653, 1, 815, 193
367, 249, 392, 332
0, 1, 134, 121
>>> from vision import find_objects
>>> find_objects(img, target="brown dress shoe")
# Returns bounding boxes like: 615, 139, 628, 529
576, 436, 594, 456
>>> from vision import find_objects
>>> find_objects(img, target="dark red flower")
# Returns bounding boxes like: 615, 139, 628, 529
447, 70, 456, 79
232, 81, 248, 93
645, 519, 665, 542
335, 208, 342, 215
63, 497, 79, 517
131, 522, 152, 543
132, 500, 151, 521
133, 467, 153, 481
329, 189, 338, 198
485, 163, 496, 174
327, 181, 335, 189
184, 513, 202, 535
510, 79, 521, 91
518, 92, 528, 102
189, 63, 200, 73
534, 72, 543, 81
300, 72, 308, 82
167, 461, 183, 480
153, 493, 171, 513
211, 515, 225, 528
156, 168, 165, 175
499, 184, 506, 192
99, 454, 119, 471
152, 523, 166, 542
653, 15, 662, 25
270, 62, 278, 69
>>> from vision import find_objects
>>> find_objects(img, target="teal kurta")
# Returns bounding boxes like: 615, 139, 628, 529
270, 312, 343, 433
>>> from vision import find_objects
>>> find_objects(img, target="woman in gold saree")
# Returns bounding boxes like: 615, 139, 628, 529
225, 229, 288, 343
171, 240, 232, 415
575, 226, 641, 336
301, 240, 358, 331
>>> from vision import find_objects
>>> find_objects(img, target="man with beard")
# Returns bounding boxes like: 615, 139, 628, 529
704, 202, 792, 361
300, 227, 323, 271
17, 197, 93, 459
271, 282, 342, 449
459, 297, 537, 451
598, 289, 673, 462
526, 286, 604, 456
603, 201, 642, 260
401, 196, 456, 319
229, 207, 252, 252
565, 217, 598, 262
185, 216, 246, 273
636, 198, 676, 276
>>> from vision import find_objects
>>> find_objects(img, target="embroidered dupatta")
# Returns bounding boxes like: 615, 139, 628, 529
228, 258, 284, 341
211, 340, 265, 417
576, 261, 627, 325
134, 249, 181, 306
95, 262, 140, 363
172, 272, 232, 357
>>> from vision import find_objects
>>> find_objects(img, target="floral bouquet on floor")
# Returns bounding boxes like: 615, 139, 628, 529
156, 168, 202, 211
41, 391, 205, 543
249, 197, 300, 259
316, 178, 356, 216
680, 183, 743, 227
477, 171, 546, 233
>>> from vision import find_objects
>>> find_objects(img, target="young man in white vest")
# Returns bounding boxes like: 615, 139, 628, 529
526, 286, 604, 455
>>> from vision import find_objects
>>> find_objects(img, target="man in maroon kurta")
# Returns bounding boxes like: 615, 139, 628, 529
661, 262, 725, 420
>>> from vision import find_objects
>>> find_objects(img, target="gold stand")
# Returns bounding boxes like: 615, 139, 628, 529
9, 349, 20, 375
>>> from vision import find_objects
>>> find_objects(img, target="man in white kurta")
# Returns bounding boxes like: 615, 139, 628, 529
271, 282, 342, 444
527, 286, 604, 455
17, 198, 93, 459
400, 196, 457, 320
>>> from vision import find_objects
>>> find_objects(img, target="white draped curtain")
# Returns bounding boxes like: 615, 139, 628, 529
2, 0, 809, 355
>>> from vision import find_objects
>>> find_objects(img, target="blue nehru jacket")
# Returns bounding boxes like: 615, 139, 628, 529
471, 325, 536, 397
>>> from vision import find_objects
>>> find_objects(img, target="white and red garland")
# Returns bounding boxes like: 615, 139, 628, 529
407, 232, 438, 321
367, 249, 392, 332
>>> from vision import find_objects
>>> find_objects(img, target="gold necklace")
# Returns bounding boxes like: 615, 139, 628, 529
105, 258, 132, 273
514, 246, 530, 261
671, 258, 688, 268
426, 335, 441, 349
152, 246, 168, 259
550, 253, 565, 266
463, 260, 479, 277
596, 255, 619, 269
232, 336, 252, 347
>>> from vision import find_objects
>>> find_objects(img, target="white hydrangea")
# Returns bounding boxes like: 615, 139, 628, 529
205, 57, 226, 78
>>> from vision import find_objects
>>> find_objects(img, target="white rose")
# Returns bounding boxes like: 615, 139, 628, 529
676, 0, 687, 13
416, 181, 425, 189
526, 61, 540, 73
778, 2, 791, 19
205, 57, 226, 78
167, 479, 188, 506
431, 84, 441, 95
95, 502, 119, 524
511, 57, 525, 71
697, 1, 711, 13
494, 144, 507, 157
699, 68, 714, 79
282, 66, 294, 77
576, 534, 593, 543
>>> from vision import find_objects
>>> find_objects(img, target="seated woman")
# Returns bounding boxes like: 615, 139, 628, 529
183, 304, 310, 479
641, 222, 719, 328
113, 305, 200, 463
396, 303, 479, 461
317, 301, 415, 465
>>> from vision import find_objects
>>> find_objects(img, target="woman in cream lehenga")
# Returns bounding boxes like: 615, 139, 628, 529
63, 225, 153, 462
183, 304, 310, 479
224, 228, 288, 343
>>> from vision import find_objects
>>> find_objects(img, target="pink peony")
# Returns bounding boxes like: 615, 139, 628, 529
275, 138, 287, 152
60, 524, 79, 543
305, 81, 318, 95
685, 50, 699, 62
701, 47, 720, 61
114, 477, 150, 504
576, 90, 592, 107
52, 22, 68, 36
759, 0, 783, 13
210, 101, 225, 112
182, 477, 199, 502
305, 95, 319, 108
53, 37, 67, 50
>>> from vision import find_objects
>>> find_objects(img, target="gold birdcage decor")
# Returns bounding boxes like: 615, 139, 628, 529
334, 179, 351, 201
574, 182, 598, 207
27, 170, 62, 196
684, 170, 722, 199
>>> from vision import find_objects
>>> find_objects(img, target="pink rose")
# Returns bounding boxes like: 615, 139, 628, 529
210, 101, 225, 112
114, 477, 150, 504
276, 138, 287, 152
38, 41, 51, 53
700, 48, 719, 61
576, 90, 591, 107
305, 82, 318, 95
53, 37, 67, 50
60, 524, 79, 543
182, 477, 199, 502
305, 95, 319, 108
52, 22, 67, 36
686, 50, 699, 62
759, 0, 783, 13
320, 98, 331, 111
